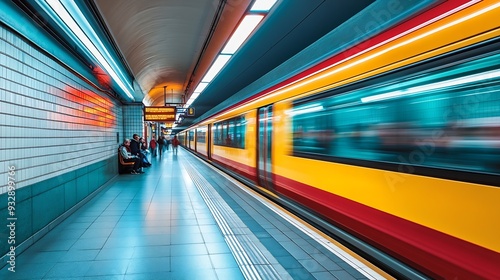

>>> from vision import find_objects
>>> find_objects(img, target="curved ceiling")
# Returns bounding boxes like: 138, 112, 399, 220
93, 0, 253, 107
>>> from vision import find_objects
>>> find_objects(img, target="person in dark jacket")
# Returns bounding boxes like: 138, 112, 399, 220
130, 134, 141, 156
131, 134, 150, 167
157, 135, 165, 158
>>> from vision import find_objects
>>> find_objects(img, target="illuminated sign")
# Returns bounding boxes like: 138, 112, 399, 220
144, 114, 176, 121
145, 107, 176, 113
144, 106, 176, 121
187, 107, 195, 116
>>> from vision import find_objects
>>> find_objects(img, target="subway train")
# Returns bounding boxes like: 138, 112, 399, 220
178, 1, 500, 279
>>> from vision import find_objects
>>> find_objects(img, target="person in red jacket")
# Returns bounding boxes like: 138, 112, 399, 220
172, 135, 180, 155
149, 136, 157, 157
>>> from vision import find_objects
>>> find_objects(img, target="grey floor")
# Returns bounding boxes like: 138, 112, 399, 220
0, 147, 383, 280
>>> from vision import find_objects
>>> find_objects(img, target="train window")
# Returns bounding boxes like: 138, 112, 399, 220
213, 116, 246, 149
196, 127, 207, 143
227, 119, 235, 145
213, 122, 222, 145
178, 133, 185, 144
291, 49, 500, 177
235, 117, 246, 148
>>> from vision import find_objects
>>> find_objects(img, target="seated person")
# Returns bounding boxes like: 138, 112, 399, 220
119, 139, 144, 174
131, 134, 150, 167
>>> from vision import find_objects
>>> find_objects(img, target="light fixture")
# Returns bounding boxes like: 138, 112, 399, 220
40, 0, 135, 101
193, 83, 208, 93
185, 1, 278, 108
201, 55, 232, 83
250, 0, 278, 12
221, 15, 264, 55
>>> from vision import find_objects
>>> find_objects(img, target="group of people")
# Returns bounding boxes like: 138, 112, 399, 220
149, 135, 180, 157
119, 134, 180, 174
119, 134, 152, 174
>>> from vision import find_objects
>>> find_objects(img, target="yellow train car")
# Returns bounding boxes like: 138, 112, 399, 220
182, 1, 500, 278
208, 110, 258, 181
177, 131, 186, 147
187, 129, 195, 150
194, 125, 209, 157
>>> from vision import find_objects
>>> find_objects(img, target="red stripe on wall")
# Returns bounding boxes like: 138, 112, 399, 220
275, 175, 500, 279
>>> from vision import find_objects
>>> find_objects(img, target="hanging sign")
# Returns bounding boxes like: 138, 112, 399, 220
144, 106, 176, 121
186, 107, 195, 116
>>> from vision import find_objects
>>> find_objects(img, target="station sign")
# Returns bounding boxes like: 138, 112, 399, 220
187, 107, 195, 116
144, 106, 176, 121
175, 107, 194, 116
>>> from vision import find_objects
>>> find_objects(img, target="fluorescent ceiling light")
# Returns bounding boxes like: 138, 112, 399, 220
190, 93, 200, 100
193, 82, 209, 93
185, 93, 200, 107
186, 94, 199, 106
184, 1, 275, 111
43, 0, 135, 101
250, 0, 278, 12
361, 69, 500, 103
201, 55, 232, 83
221, 15, 264, 54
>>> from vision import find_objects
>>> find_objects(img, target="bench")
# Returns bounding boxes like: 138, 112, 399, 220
118, 152, 135, 174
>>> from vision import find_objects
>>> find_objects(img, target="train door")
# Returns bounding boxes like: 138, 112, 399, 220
257, 105, 274, 191
207, 124, 212, 160
194, 129, 197, 152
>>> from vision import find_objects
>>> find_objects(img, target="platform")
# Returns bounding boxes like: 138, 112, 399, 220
0, 148, 389, 279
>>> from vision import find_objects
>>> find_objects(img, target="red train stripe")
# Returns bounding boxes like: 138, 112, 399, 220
212, 154, 257, 180
275, 174, 500, 279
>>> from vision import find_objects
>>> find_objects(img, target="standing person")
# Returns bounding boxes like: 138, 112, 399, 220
172, 135, 180, 155
149, 136, 157, 157
165, 137, 170, 151
157, 135, 164, 158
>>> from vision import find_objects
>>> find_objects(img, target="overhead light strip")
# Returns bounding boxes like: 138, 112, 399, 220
201, 54, 232, 83
42, 0, 135, 101
185, 1, 278, 109
221, 15, 264, 54
250, 0, 278, 12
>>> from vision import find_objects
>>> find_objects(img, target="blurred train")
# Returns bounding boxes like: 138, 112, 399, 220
178, 1, 500, 279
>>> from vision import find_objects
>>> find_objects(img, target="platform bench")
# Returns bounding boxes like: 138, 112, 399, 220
118, 152, 135, 174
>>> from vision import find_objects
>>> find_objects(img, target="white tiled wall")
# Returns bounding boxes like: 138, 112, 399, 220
0, 25, 124, 194
122, 104, 144, 142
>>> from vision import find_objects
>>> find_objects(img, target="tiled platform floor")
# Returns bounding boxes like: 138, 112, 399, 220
0, 148, 387, 279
